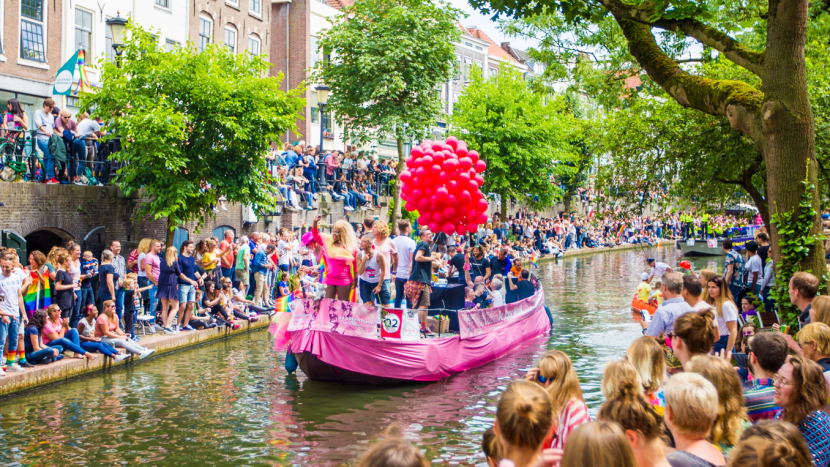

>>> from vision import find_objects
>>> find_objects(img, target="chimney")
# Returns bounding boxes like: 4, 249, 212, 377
501, 42, 510, 51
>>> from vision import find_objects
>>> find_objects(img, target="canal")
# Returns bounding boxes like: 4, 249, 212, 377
0, 245, 719, 466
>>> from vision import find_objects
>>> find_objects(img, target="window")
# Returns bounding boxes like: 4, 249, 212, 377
248, 36, 261, 56
165, 39, 179, 52
489, 67, 498, 78
224, 26, 237, 53
105, 18, 116, 63
198, 16, 212, 52
454, 55, 461, 80
475, 46, 483, 51
21, 0, 46, 62
474, 60, 483, 72
464, 41, 472, 47
463, 57, 473, 81
155, 0, 170, 8
74, 9, 92, 54
250, 0, 262, 15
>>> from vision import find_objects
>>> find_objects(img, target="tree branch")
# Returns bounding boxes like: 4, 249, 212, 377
596, 0, 764, 76
614, 18, 764, 142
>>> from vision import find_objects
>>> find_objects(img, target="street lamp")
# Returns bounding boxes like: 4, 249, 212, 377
106, 13, 129, 66
315, 85, 331, 188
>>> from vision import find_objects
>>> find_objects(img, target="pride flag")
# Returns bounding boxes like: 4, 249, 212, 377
275, 292, 295, 313
318, 257, 327, 283
530, 253, 539, 269
24, 273, 51, 317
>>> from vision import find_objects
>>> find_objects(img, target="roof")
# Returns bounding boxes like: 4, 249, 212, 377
464, 27, 518, 63
502, 43, 532, 64
324, 0, 354, 9
623, 74, 642, 90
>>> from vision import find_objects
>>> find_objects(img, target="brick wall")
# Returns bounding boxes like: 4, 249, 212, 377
0, 0, 65, 91
189, 0, 269, 61
270, 0, 310, 144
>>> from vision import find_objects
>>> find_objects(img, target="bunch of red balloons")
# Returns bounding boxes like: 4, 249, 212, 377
398, 136, 488, 235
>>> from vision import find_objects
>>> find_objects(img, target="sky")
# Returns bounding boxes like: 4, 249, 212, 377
448, 0, 540, 50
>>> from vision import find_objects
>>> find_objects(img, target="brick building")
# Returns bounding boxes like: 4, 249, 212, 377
189, 0, 269, 61
0, 0, 65, 116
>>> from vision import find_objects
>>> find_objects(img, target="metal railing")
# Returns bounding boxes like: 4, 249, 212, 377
0, 128, 122, 185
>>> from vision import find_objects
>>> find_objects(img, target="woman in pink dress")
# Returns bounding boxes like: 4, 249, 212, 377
312, 216, 358, 300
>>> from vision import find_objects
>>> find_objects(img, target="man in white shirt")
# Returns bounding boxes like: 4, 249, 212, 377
76, 116, 104, 171
744, 241, 764, 296
647, 258, 672, 283
0, 254, 32, 374
392, 219, 417, 308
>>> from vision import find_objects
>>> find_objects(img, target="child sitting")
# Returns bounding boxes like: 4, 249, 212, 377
636, 273, 651, 302
648, 280, 663, 307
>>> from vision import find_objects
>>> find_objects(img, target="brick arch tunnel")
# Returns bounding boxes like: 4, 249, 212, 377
24, 228, 75, 259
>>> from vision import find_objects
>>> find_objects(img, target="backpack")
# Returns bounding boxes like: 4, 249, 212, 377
84, 167, 98, 186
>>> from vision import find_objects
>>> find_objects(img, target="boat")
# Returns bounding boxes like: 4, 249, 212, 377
676, 227, 760, 257
631, 297, 657, 315
272, 289, 551, 386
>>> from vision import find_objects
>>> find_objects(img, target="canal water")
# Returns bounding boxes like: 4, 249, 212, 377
0, 246, 719, 466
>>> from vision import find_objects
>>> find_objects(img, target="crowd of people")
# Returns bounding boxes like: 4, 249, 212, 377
350, 260, 830, 467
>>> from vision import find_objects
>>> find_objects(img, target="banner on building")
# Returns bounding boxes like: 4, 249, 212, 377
53, 50, 80, 95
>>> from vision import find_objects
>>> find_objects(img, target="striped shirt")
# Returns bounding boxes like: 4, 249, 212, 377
744, 379, 778, 422
549, 399, 591, 450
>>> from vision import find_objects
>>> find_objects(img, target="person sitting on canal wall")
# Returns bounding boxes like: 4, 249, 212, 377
76, 305, 129, 362
41, 304, 96, 361
95, 300, 155, 359
24, 309, 64, 365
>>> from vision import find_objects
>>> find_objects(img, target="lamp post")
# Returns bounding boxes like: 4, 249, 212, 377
315, 85, 331, 189
106, 13, 129, 67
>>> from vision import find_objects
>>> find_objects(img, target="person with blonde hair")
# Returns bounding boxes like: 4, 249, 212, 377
157, 246, 198, 334
494, 380, 554, 467
371, 220, 397, 307
561, 421, 637, 467
672, 308, 717, 370
357, 438, 428, 467
626, 336, 667, 413
687, 355, 751, 455
663, 373, 726, 467
526, 350, 590, 450
728, 420, 813, 467
481, 427, 502, 467
698, 269, 716, 300
599, 380, 670, 467
773, 355, 830, 466
601, 360, 642, 400
705, 275, 738, 358
312, 215, 358, 300
796, 322, 830, 384
808, 295, 830, 326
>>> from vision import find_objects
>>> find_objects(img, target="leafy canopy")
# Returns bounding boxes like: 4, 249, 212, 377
81, 24, 304, 233
449, 66, 581, 212
310, 0, 462, 144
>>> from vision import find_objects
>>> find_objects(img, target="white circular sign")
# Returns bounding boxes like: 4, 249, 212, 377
54, 70, 74, 93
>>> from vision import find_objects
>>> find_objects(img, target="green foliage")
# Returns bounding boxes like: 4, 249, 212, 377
310, 0, 462, 146
769, 168, 827, 326
81, 24, 303, 236
449, 66, 581, 214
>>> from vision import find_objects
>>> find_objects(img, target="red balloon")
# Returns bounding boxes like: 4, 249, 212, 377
418, 198, 430, 211
415, 166, 428, 179
429, 222, 440, 233
443, 206, 456, 218
420, 155, 433, 167
475, 160, 487, 173
468, 150, 479, 162
457, 140, 467, 148
433, 211, 444, 223
475, 174, 485, 186
459, 190, 472, 204
446, 194, 459, 207
468, 180, 479, 192
424, 187, 435, 197
413, 176, 426, 188
467, 222, 478, 233
477, 213, 488, 224
423, 148, 435, 158
410, 188, 423, 200
442, 223, 456, 235
477, 199, 488, 212
430, 194, 439, 205
433, 152, 445, 165
399, 170, 413, 184
436, 187, 449, 201
471, 189, 482, 201
459, 157, 473, 171
411, 146, 424, 158
458, 171, 471, 183
422, 139, 432, 147
404, 201, 415, 211
446, 136, 458, 149
431, 143, 443, 152
431, 164, 442, 176
405, 157, 415, 169
455, 146, 468, 158
419, 213, 432, 224
457, 225, 468, 235
447, 180, 460, 193
438, 171, 451, 183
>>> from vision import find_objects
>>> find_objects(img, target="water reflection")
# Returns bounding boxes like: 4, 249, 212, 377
0, 246, 716, 466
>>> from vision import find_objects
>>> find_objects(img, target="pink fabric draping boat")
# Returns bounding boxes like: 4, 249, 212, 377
288, 290, 550, 384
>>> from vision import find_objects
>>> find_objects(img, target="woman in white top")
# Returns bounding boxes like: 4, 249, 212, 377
705, 275, 738, 360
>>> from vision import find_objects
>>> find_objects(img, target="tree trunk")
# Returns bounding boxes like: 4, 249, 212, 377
762, 0, 825, 275
389, 136, 405, 229
165, 216, 176, 248
563, 191, 573, 214
500, 190, 508, 223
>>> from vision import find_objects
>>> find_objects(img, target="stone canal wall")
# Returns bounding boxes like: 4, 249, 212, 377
0, 316, 273, 399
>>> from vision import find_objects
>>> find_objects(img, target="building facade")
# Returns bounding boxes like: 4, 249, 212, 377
188, 0, 269, 63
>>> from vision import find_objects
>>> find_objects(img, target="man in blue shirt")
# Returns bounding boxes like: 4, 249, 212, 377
643, 273, 694, 336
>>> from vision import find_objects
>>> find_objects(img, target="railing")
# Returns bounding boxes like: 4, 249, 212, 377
0, 128, 122, 185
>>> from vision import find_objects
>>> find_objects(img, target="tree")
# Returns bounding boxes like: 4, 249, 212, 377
81, 24, 303, 245
480, 0, 827, 279
310, 0, 461, 227
449, 66, 580, 220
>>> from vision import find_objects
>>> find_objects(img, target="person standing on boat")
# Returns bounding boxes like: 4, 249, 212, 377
356, 234, 386, 305
312, 216, 358, 301
405, 228, 441, 336
392, 220, 417, 308
646, 258, 672, 284
371, 221, 396, 307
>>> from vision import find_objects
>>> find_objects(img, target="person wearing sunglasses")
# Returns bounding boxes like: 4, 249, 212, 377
772, 355, 830, 466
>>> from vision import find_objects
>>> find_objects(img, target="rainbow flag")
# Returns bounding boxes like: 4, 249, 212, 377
318, 256, 327, 284
530, 253, 539, 269
275, 292, 294, 313
24, 273, 51, 317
